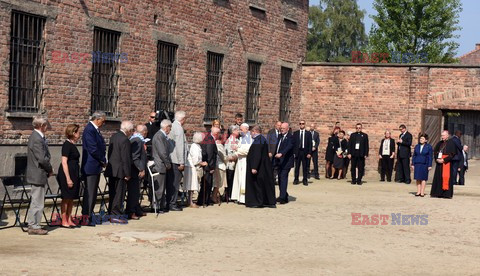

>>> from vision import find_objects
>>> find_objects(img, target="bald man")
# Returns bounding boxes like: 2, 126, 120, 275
197, 127, 219, 206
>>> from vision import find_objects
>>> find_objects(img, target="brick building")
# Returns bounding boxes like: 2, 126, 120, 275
459, 43, 480, 65
301, 63, 480, 176
0, 0, 309, 175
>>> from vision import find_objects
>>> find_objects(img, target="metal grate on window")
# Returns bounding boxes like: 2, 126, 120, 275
204, 52, 224, 123
155, 41, 177, 112
245, 61, 261, 124
280, 67, 292, 122
8, 11, 46, 113
91, 27, 121, 117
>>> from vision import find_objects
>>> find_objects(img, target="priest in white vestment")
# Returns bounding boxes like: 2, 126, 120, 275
231, 123, 252, 204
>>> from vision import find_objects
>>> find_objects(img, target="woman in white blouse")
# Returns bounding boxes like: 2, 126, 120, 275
184, 132, 206, 208
224, 125, 240, 201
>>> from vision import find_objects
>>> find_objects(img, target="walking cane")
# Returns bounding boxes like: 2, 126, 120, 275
202, 173, 206, 208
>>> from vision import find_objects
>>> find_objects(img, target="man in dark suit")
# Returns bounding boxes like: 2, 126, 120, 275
307, 123, 320, 179
145, 111, 160, 160
267, 121, 282, 184
267, 121, 282, 158
81, 111, 107, 226
451, 130, 463, 184
274, 122, 294, 204
26, 116, 54, 235
152, 120, 173, 213
458, 145, 468, 185
104, 121, 134, 224
348, 123, 369, 185
197, 127, 219, 206
293, 120, 312, 186
126, 125, 148, 220
395, 124, 413, 184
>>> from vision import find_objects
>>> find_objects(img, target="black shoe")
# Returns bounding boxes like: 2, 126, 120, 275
380, 179, 385, 182
279, 200, 288, 205
396, 180, 404, 183
169, 206, 183, 211
293, 180, 300, 185
264, 204, 276, 208
405, 181, 411, 184
351, 180, 357, 185
303, 180, 308, 186
387, 179, 392, 182
248, 205, 263, 208
357, 181, 363, 185
314, 176, 320, 180
415, 193, 420, 197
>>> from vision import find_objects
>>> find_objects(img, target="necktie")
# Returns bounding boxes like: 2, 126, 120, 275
277, 135, 284, 153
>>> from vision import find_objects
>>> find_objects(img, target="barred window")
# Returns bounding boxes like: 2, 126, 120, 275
279, 67, 292, 122
155, 41, 177, 112
8, 11, 46, 113
91, 27, 120, 117
204, 52, 224, 123
245, 61, 261, 124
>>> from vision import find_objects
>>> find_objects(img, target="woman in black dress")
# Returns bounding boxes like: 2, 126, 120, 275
331, 130, 348, 180
325, 127, 340, 178
56, 124, 81, 228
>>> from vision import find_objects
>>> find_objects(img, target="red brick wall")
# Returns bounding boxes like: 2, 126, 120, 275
0, 0, 308, 144
301, 63, 480, 175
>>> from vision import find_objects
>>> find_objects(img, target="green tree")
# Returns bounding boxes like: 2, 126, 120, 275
368, 0, 462, 63
307, 0, 368, 62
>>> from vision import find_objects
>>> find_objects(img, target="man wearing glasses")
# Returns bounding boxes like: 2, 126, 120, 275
293, 120, 312, 186
348, 123, 369, 185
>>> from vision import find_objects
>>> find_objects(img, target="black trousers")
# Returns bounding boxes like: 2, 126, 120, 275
380, 155, 394, 181
451, 160, 459, 184
108, 177, 127, 216
458, 166, 466, 185
294, 149, 308, 182
396, 157, 411, 182
226, 169, 235, 198
166, 163, 183, 208
351, 156, 365, 182
278, 167, 291, 201
82, 174, 101, 217
126, 176, 143, 215
308, 150, 319, 177
197, 171, 213, 206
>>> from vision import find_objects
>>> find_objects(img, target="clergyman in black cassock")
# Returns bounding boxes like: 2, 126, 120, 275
245, 126, 276, 208
430, 131, 457, 199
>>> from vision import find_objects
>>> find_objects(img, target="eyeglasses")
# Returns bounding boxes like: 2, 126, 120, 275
150, 116, 155, 118
299, 123, 305, 125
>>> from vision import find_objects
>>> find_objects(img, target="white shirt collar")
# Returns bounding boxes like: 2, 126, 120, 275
90, 121, 99, 130
34, 129, 44, 138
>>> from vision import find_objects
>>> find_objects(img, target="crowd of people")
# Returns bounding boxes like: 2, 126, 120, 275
24, 112, 470, 235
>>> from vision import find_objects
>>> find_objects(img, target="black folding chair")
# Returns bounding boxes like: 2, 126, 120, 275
43, 178, 61, 226
0, 176, 31, 231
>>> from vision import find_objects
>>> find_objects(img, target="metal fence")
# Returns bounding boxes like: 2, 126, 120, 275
204, 52, 224, 123
155, 41, 177, 112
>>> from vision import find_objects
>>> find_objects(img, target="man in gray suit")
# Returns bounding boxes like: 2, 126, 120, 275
26, 116, 54, 235
167, 111, 188, 211
152, 119, 173, 213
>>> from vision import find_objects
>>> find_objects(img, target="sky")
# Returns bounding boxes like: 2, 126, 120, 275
309, 0, 479, 57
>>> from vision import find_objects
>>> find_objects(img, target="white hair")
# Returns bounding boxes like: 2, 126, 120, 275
240, 123, 249, 128
175, 111, 186, 121
161, 119, 172, 129
120, 121, 134, 133
192, 132, 204, 144
32, 116, 48, 129
229, 125, 240, 133
136, 124, 147, 133
90, 111, 106, 121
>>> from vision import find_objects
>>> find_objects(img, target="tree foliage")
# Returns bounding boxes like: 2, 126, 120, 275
307, 0, 368, 62
368, 0, 462, 63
